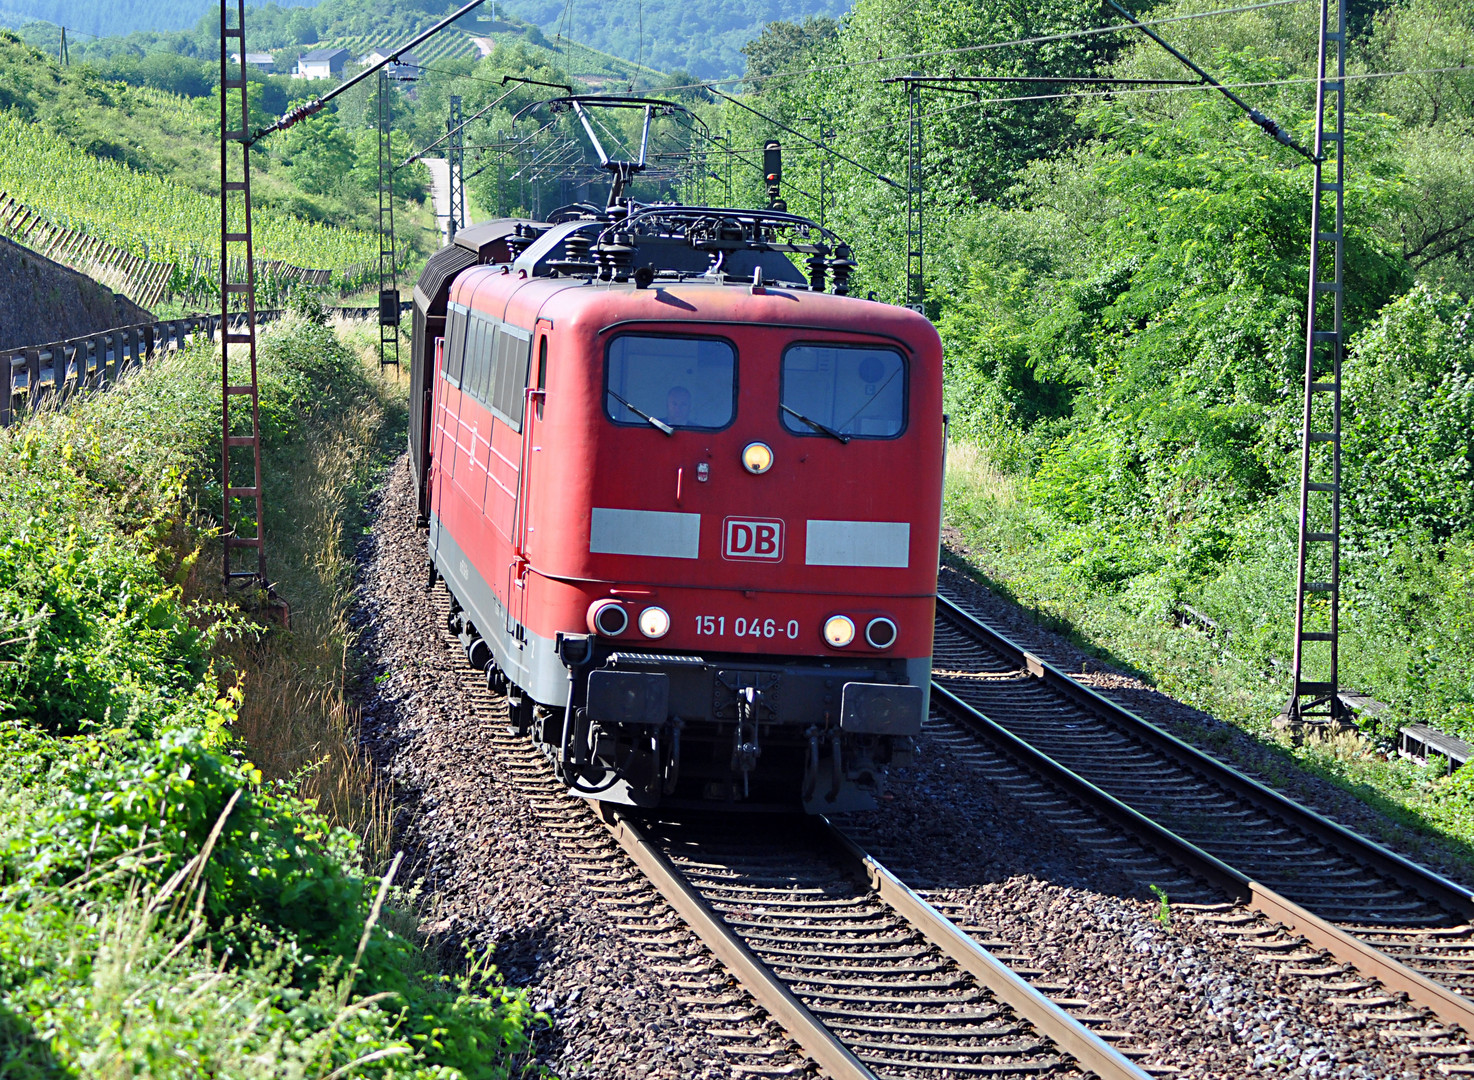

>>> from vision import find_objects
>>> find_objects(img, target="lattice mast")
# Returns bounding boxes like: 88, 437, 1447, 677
1287, 0, 1349, 729
219, 0, 268, 590
448, 94, 466, 241
1098, 0, 1334, 726
377, 68, 400, 368
218, 0, 489, 581
905, 79, 924, 312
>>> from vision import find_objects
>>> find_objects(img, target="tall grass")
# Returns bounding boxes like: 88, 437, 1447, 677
0, 315, 537, 1077
223, 319, 408, 865
61, 312, 409, 859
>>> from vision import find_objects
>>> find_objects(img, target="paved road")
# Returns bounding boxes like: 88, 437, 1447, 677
424, 157, 451, 245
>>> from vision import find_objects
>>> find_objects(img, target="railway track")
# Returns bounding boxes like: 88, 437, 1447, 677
430, 585, 1152, 1079
931, 587, 1474, 1041
607, 810, 1153, 1080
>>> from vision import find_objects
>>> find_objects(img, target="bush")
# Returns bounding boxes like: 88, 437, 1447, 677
1344, 283, 1474, 549
0, 323, 539, 1078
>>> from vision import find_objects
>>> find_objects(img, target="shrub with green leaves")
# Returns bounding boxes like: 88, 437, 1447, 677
1344, 284, 1474, 549
0, 321, 540, 1078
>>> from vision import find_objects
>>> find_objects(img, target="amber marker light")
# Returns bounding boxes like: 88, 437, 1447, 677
742, 441, 774, 474
638, 606, 671, 639
823, 615, 856, 647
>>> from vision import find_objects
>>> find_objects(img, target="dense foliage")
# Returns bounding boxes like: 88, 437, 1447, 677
703, 0, 1474, 843
0, 320, 539, 1076
509, 0, 848, 77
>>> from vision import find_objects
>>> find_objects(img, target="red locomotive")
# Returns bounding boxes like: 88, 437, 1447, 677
408, 113, 943, 811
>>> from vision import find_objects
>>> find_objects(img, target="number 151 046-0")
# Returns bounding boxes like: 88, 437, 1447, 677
695, 616, 801, 640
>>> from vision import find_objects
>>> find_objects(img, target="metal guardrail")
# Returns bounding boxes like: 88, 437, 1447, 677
0, 304, 404, 427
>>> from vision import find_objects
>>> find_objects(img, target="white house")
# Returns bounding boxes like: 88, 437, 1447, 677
295, 47, 349, 80
230, 51, 275, 72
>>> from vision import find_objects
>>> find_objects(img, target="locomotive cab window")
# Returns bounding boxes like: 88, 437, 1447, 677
605, 334, 736, 431
780, 344, 906, 439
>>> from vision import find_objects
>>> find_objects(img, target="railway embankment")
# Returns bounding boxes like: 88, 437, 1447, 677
0, 309, 538, 1077
0, 235, 151, 350
353, 447, 1466, 1078
936, 552, 1474, 890
354, 459, 747, 1079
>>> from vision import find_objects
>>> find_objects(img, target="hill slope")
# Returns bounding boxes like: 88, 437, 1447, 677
0, 0, 839, 77
0, 0, 320, 39
505, 0, 849, 77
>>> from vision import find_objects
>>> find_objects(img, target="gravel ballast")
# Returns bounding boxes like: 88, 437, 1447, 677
352, 458, 809, 1079
345, 455, 1465, 1079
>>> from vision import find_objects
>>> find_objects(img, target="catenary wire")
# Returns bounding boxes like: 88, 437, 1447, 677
665, 63, 1474, 162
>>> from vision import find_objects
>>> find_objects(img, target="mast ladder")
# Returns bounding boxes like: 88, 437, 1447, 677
377, 68, 400, 369
904, 78, 924, 312
219, 0, 268, 590
1285, 0, 1350, 731
448, 94, 466, 241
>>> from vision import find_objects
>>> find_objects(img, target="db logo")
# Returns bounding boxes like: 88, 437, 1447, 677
723, 517, 784, 561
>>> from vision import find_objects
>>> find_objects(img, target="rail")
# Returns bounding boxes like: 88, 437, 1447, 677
932, 591, 1474, 1034
936, 593, 1474, 916
600, 805, 1152, 1080
0, 304, 406, 427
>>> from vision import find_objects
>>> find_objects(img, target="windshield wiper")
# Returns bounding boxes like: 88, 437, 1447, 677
608, 390, 674, 435
781, 403, 850, 444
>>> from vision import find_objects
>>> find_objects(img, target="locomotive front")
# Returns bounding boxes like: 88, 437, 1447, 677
509, 276, 943, 813
414, 197, 943, 813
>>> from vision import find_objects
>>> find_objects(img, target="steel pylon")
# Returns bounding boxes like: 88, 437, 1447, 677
1284, 0, 1350, 732
219, 0, 268, 590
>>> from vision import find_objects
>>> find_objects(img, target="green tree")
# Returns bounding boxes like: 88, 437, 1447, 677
277, 97, 357, 195
1345, 284, 1474, 547
742, 17, 838, 82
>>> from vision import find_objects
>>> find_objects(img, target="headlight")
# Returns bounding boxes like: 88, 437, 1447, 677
742, 441, 774, 474
588, 599, 628, 636
866, 617, 898, 649
823, 614, 855, 647
638, 606, 671, 638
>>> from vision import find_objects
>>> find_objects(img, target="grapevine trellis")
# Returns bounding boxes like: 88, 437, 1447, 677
0, 111, 378, 296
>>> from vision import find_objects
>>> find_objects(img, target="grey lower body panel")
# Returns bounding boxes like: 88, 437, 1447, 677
429, 510, 572, 707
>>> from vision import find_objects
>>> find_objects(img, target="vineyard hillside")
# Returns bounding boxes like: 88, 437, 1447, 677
0, 112, 375, 274
0, 32, 425, 300
13, 0, 663, 88
3, 0, 750, 77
